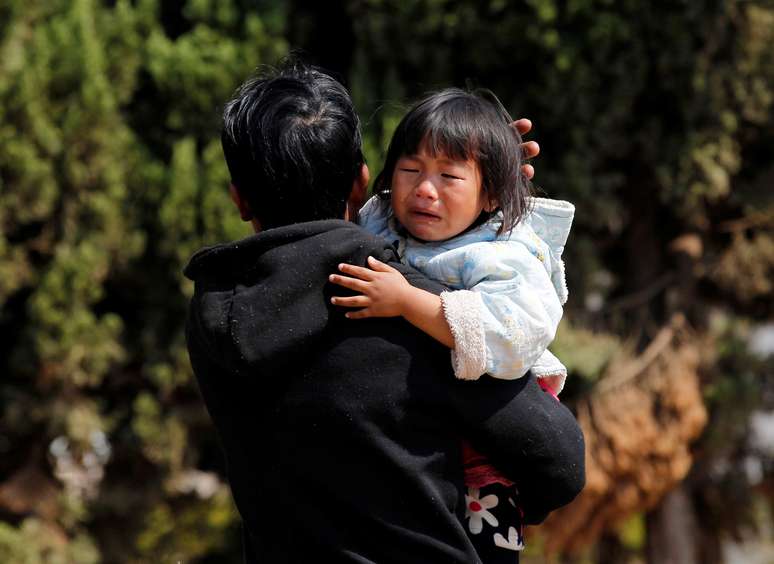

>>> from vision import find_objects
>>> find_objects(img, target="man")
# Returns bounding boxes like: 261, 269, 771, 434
185, 60, 584, 563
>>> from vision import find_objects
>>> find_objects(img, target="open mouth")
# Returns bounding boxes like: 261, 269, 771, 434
410, 210, 441, 221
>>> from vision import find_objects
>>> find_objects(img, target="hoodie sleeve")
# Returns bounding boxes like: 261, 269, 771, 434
446, 372, 586, 524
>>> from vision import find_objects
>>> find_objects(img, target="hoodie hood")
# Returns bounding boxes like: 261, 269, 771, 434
184, 220, 399, 376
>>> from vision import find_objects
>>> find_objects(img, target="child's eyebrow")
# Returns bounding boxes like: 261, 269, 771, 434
436, 157, 472, 169
399, 153, 471, 169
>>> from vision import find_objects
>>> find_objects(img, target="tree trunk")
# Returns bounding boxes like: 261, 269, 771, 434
646, 484, 700, 564
597, 533, 628, 564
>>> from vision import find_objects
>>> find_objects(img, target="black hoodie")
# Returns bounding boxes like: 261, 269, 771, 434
184, 220, 584, 563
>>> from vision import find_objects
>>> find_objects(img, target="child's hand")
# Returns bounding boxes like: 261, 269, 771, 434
330, 257, 454, 348
329, 256, 413, 319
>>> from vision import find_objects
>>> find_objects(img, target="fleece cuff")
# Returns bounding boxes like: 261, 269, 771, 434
441, 290, 488, 381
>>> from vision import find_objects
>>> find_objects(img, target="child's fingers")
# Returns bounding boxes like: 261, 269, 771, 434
366, 256, 396, 272
338, 262, 375, 280
329, 274, 369, 293
330, 295, 371, 308
522, 163, 535, 180
345, 308, 373, 320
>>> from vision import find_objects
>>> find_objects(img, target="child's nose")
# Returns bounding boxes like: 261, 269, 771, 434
414, 179, 439, 200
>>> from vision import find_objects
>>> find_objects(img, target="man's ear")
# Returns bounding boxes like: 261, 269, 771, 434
345, 163, 370, 221
230, 184, 262, 232
229, 184, 253, 221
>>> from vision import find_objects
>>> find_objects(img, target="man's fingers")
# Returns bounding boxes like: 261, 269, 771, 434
512, 118, 532, 136
522, 140, 540, 160
331, 295, 371, 308
366, 256, 396, 272
329, 274, 369, 293
338, 262, 375, 281
512, 120, 539, 181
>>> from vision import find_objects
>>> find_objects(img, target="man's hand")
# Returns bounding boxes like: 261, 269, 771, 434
513, 118, 540, 180
329, 256, 414, 319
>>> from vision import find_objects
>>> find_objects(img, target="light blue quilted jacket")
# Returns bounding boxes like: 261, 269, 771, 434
359, 195, 574, 393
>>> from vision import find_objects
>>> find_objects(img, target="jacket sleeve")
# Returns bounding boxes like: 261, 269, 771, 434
440, 240, 563, 381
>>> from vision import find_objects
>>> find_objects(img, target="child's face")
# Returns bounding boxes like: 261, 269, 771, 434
391, 148, 491, 241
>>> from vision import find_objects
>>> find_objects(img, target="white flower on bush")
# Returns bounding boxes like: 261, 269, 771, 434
465, 487, 498, 534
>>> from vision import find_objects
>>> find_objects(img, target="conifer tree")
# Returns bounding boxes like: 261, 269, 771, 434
1, 1, 285, 561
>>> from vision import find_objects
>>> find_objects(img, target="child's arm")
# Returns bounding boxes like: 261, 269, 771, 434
441, 239, 564, 382
329, 256, 455, 349
331, 238, 565, 384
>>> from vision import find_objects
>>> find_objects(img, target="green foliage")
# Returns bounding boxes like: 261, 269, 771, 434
0, 518, 98, 564
134, 490, 237, 563
552, 321, 623, 384
616, 512, 646, 552
1, 0, 285, 560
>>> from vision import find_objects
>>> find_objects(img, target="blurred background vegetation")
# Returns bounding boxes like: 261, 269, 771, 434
0, 0, 772, 562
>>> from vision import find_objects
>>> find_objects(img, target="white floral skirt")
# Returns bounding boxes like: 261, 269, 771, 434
465, 483, 525, 562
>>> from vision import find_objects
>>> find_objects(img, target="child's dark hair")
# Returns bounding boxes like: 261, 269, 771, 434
373, 88, 531, 234
221, 59, 364, 229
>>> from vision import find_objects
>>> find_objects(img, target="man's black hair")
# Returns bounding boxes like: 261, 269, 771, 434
373, 88, 531, 234
221, 60, 364, 229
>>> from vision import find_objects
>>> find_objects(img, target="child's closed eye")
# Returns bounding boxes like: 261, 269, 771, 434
398, 168, 419, 173
441, 173, 464, 180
